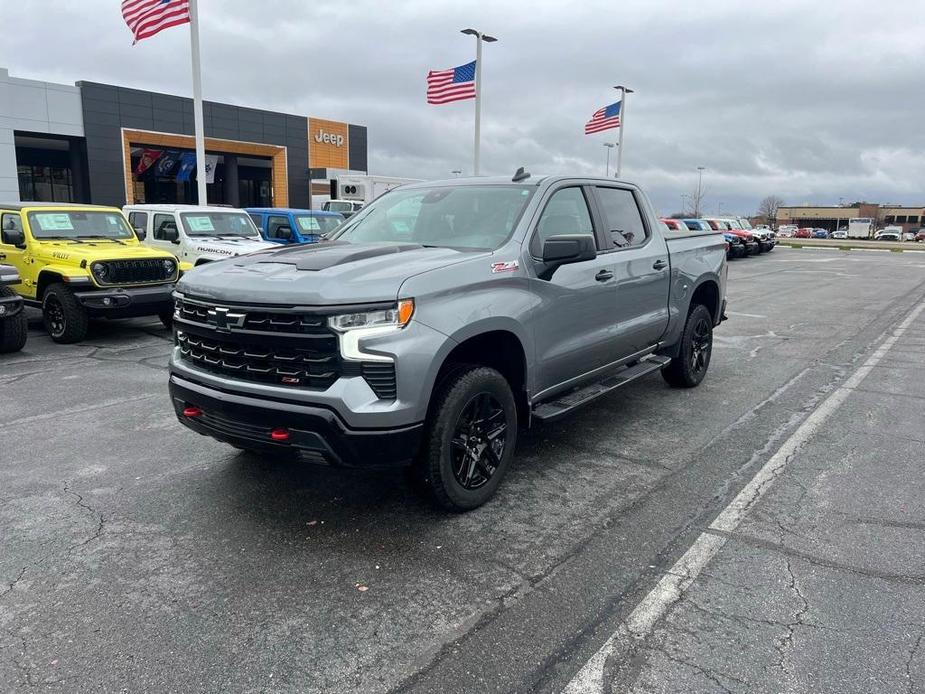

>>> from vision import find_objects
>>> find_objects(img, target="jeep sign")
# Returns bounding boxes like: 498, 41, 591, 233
314, 130, 345, 147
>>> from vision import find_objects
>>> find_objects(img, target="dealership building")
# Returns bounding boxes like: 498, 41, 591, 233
775, 204, 925, 233
1, 68, 367, 209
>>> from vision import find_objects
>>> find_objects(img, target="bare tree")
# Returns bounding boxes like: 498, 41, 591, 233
757, 195, 784, 223
690, 184, 709, 218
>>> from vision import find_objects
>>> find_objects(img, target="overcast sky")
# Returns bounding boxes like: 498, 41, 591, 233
3, 0, 924, 215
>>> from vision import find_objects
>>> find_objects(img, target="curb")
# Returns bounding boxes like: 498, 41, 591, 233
777, 242, 925, 254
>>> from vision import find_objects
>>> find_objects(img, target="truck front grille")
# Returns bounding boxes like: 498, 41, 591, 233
176, 298, 328, 335
97, 259, 174, 285
177, 330, 339, 390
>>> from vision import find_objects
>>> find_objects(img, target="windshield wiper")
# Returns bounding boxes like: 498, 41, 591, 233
40, 236, 84, 244
80, 235, 126, 245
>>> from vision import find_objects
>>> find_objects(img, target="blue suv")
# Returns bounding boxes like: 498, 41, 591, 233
246, 208, 345, 245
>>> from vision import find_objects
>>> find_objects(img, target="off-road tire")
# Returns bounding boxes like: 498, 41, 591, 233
662, 303, 714, 388
159, 310, 174, 329
416, 365, 518, 511
0, 287, 27, 353
42, 283, 88, 344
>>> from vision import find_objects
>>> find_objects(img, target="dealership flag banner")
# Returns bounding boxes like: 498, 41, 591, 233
135, 148, 163, 175
584, 101, 622, 135
156, 150, 181, 177
121, 0, 190, 44
426, 61, 477, 104
203, 154, 219, 184
176, 152, 197, 183
123, 0, 209, 204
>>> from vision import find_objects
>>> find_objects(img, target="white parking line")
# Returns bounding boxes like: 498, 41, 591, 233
562, 298, 925, 694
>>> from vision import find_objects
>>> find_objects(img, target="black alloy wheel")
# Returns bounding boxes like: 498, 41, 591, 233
689, 314, 712, 377
450, 392, 508, 490
44, 293, 66, 338
662, 303, 714, 388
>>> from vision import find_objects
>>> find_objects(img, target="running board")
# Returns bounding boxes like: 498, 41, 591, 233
532, 355, 671, 423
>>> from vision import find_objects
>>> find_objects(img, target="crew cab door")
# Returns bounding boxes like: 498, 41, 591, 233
527, 185, 622, 396
0, 211, 32, 298
588, 185, 671, 354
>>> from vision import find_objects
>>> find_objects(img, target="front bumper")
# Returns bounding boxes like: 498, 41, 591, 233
0, 292, 23, 319
73, 284, 174, 318
169, 373, 423, 467
744, 241, 760, 255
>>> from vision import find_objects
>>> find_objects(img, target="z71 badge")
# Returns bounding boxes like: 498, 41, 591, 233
490, 260, 519, 273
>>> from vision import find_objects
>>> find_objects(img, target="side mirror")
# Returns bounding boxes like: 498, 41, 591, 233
163, 228, 179, 243
542, 234, 597, 264
5, 229, 26, 248
134, 227, 146, 240
277, 226, 292, 240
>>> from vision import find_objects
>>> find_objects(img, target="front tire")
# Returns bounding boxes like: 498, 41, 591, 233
662, 304, 714, 388
159, 310, 174, 329
0, 288, 27, 353
42, 283, 88, 343
417, 366, 518, 511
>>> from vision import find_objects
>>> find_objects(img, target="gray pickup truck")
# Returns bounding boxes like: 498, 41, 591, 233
168, 174, 727, 510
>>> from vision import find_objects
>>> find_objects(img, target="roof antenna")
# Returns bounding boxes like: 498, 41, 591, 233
512, 166, 531, 182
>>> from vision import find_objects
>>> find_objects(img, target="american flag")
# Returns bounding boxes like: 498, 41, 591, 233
584, 101, 622, 135
426, 61, 477, 105
122, 0, 191, 44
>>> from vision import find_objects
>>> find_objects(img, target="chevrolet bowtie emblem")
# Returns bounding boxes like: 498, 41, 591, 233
207, 307, 246, 332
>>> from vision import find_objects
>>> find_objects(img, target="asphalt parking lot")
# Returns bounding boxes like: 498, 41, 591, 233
2, 247, 924, 693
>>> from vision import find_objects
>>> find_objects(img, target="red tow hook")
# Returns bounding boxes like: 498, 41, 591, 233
183, 406, 203, 418
270, 427, 291, 442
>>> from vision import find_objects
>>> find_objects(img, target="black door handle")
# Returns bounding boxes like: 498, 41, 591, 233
595, 269, 614, 282
653, 259, 668, 270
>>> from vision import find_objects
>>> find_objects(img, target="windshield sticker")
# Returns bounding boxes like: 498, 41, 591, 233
186, 216, 215, 232
297, 217, 321, 231
491, 260, 520, 273
34, 213, 74, 231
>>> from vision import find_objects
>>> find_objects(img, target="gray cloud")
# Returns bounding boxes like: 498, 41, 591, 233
6, 0, 924, 215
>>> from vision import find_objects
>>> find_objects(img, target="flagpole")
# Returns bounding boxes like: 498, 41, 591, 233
189, 0, 208, 205
613, 85, 634, 179
461, 28, 497, 177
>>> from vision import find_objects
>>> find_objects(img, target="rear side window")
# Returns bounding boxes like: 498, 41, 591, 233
594, 187, 648, 248
532, 187, 595, 255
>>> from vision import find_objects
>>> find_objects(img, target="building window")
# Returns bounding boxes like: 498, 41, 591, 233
895, 215, 908, 224
908, 216, 920, 224
884, 216, 895, 224
17, 164, 73, 203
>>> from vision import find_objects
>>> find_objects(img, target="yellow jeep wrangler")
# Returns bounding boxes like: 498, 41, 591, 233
0, 203, 179, 343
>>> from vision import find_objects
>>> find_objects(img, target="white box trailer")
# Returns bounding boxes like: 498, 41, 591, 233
847, 217, 874, 239
329, 175, 422, 205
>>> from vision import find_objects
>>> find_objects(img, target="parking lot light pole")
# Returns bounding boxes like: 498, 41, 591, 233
189, 0, 207, 205
603, 143, 615, 176
461, 28, 497, 176
695, 166, 705, 217
613, 85, 634, 178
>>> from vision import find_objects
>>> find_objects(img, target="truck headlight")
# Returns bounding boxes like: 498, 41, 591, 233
90, 262, 109, 282
329, 299, 414, 331
163, 259, 176, 277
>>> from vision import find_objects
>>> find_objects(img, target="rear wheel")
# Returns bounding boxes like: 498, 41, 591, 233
42, 283, 88, 343
0, 287, 27, 353
662, 304, 713, 388
416, 366, 518, 511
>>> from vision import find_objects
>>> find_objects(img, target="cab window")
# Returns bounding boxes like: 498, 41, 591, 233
128, 211, 148, 233
1, 213, 23, 244
531, 187, 595, 256
267, 215, 292, 239
594, 187, 649, 249
153, 214, 177, 241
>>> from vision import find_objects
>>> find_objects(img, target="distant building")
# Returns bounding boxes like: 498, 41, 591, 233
1, 67, 367, 209
775, 204, 924, 232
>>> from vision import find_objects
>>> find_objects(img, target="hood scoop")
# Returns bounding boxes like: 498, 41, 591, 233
253, 241, 425, 271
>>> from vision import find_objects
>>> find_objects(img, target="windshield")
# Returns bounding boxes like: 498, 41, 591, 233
180, 212, 259, 238
739, 219, 753, 229
327, 201, 359, 213
27, 211, 135, 240
329, 184, 535, 250
296, 215, 343, 235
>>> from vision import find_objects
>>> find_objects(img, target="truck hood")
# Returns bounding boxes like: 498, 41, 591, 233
33, 240, 175, 263
189, 237, 277, 258
177, 241, 489, 305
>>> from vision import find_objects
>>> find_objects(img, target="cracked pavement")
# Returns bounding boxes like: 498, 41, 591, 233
1, 249, 925, 692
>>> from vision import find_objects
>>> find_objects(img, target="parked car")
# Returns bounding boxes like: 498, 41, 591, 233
777, 225, 797, 238
736, 218, 775, 252
125, 204, 277, 266
0, 203, 178, 342
660, 219, 690, 232
915, 230, 925, 242
901, 231, 916, 242
874, 228, 901, 241
812, 228, 829, 239
0, 263, 27, 352
794, 228, 813, 238
681, 219, 712, 233
169, 174, 728, 510
724, 233, 746, 259
322, 200, 364, 218
704, 219, 760, 254
832, 229, 848, 239
247, 208, 345, 245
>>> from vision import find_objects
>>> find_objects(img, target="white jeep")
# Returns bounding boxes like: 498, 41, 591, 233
124, 204, 276, 266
